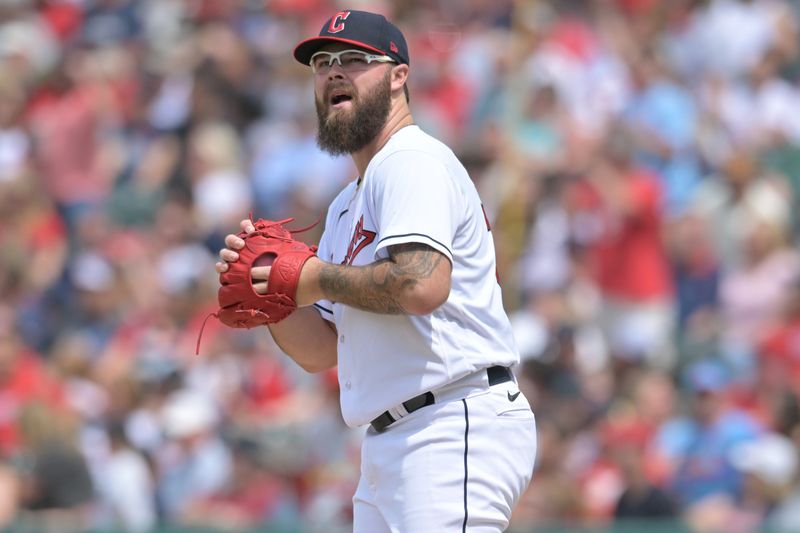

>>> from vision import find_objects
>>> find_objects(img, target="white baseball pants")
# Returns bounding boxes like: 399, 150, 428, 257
352, 380, 537, 532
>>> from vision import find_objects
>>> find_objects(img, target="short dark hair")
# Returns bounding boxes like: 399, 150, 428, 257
403, 83, 409, 103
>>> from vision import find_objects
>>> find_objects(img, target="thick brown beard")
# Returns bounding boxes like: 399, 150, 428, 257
315, 70, 392, 156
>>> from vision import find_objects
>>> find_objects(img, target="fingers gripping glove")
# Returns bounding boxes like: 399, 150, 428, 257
196, 218, 318, 355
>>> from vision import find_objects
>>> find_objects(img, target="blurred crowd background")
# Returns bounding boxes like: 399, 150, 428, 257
2, 0, 800, 532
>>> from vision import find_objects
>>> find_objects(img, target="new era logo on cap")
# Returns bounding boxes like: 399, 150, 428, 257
294, 10, 410, 67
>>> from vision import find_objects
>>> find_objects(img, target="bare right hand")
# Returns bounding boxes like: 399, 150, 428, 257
215, 219, 256, 273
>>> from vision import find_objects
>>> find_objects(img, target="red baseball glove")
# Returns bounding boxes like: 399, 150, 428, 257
217, 218, 318, 329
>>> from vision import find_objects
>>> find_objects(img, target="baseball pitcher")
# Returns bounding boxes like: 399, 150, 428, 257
215, 10, 537, 532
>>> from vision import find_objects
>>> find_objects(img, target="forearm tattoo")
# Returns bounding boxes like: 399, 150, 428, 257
319, 243, 445, 314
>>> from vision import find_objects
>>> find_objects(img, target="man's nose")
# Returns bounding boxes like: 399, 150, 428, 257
327, 61, 346, 79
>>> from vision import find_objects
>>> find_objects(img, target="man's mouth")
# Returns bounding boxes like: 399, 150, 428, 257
329, 89, 354, 109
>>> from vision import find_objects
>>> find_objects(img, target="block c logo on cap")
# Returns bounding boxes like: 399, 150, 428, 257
328, 11, 351, 34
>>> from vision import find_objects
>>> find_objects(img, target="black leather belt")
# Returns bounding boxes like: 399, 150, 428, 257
370, 366, 513, 433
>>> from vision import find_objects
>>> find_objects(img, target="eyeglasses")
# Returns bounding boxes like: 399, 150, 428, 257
309, 49, 395, 75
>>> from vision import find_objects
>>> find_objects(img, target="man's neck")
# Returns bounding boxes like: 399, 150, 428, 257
351, 104, 414, 177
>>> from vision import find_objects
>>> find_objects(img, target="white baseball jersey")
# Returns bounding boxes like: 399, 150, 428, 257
314, 125, 519, 428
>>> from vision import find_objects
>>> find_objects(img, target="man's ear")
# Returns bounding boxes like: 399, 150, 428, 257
391, 64, 409, 92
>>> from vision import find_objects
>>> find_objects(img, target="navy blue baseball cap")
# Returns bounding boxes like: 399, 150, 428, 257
294, 10, 409, 67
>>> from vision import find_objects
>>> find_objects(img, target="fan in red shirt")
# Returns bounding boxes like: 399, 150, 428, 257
757, 283, 800, 396
568, 127, 675, 368
0, 323, 65, 458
